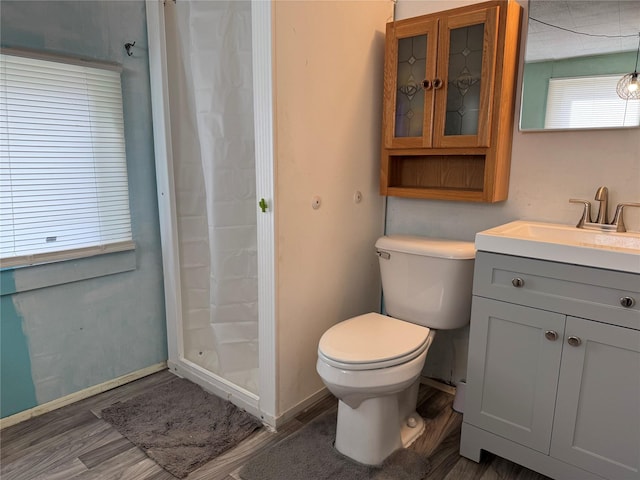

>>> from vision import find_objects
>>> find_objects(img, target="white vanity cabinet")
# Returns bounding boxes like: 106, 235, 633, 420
460, 252, 640, 480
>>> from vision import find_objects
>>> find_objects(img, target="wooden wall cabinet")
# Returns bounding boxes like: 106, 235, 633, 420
380, 0, 522, 202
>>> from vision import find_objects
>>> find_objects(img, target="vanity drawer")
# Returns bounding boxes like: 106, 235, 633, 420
473, 252, 640, 330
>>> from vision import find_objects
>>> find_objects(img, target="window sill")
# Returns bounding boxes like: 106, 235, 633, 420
1, 249, 137, 295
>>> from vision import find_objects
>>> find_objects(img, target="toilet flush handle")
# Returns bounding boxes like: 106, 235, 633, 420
377, 250, 390, 260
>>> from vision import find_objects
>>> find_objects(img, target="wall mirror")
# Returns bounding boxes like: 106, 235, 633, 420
520, 1, 640, 131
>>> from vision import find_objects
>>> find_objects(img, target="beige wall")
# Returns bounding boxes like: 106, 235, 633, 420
392, 0, 640, 384
273, 1, 393, 415
269, 0, 640, 414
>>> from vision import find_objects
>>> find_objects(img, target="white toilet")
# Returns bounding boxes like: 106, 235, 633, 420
316, 235, 475, 465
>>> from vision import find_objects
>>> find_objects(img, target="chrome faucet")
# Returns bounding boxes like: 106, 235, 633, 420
569, 186, 640, 232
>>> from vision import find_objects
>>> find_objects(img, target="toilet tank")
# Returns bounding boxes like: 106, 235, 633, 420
375, 235, 476, 330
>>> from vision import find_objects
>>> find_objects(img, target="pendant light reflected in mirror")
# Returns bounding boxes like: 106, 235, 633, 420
617, 33, 640, 100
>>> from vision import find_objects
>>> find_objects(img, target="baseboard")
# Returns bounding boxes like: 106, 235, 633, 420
272, 386, 332, 430
0, 362, 167, 430
420, 376, 457, 396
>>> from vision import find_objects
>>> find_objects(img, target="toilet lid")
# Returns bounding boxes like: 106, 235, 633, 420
318, 313, 431, 369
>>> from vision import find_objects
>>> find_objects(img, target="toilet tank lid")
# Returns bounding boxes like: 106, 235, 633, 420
375, 235, 475, 259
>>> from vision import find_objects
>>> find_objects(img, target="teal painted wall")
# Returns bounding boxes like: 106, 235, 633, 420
1, 1, 167, 418
1, 273, 38, 417
521, 51, 636, 130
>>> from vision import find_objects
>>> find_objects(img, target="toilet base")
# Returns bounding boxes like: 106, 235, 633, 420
400, 411, 425, 448
334, 380, 424, 466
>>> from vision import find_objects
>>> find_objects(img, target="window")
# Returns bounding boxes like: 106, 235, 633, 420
545, 75, 640, 129
0, 51, 134, 268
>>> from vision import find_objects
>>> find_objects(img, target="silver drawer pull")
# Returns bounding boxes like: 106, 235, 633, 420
544, 330, 558, 341
567, 336, 582, 347
620, 296, 635, 308
511, 277, 525, 288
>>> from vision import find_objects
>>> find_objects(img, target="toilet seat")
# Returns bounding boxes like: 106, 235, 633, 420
318, 313, 431, 371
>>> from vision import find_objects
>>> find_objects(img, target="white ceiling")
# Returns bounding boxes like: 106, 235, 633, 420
525, 0, 640, 62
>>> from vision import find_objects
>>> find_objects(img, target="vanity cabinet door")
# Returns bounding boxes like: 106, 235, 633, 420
465, 297, 565, 454
551, 317, 640, 480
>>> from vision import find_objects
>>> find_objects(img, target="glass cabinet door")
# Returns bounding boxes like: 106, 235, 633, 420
384, 19, 438, 148
434, 7, 499, 148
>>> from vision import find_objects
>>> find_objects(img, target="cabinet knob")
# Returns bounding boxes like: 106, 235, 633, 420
620, 296, 635, 308
544, 330, 558, 341
567, 336, 582, 347
511, 277, 525, 288
422, 79, 432, 90
433, 78, 443, 90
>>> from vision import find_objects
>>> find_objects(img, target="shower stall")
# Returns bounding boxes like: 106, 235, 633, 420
164, 0, 258, 393
146, 0, 276, 422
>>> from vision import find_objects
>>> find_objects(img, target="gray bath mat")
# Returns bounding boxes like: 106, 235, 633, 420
239, 410, 430, 480
101, 376, 262, 478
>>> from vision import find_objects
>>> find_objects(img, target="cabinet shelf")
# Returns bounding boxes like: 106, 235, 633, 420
380, 0, 522, 202
386, 153, 485, 190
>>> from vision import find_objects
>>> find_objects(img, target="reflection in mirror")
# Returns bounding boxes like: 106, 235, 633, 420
520, 1, 640, 131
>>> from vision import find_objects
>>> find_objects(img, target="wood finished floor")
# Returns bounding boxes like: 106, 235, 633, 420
0, 370, 550, 480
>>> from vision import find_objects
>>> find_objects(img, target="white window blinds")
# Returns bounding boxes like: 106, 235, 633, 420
545, 75, 640, 129
0, 52, 134, 268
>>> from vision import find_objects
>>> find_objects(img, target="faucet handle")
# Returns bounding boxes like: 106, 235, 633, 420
569, 199, 592, 228
610, 202, 640, 232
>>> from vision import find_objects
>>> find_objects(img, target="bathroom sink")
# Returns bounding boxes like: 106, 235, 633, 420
475, 220, 640, 273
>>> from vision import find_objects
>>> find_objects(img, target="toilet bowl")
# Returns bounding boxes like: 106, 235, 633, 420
317, 312, 436, 465
317, 312, 434, 407
316, 235, 475, 466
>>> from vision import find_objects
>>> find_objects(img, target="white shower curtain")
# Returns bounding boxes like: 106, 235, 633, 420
166, 0, 258, 394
